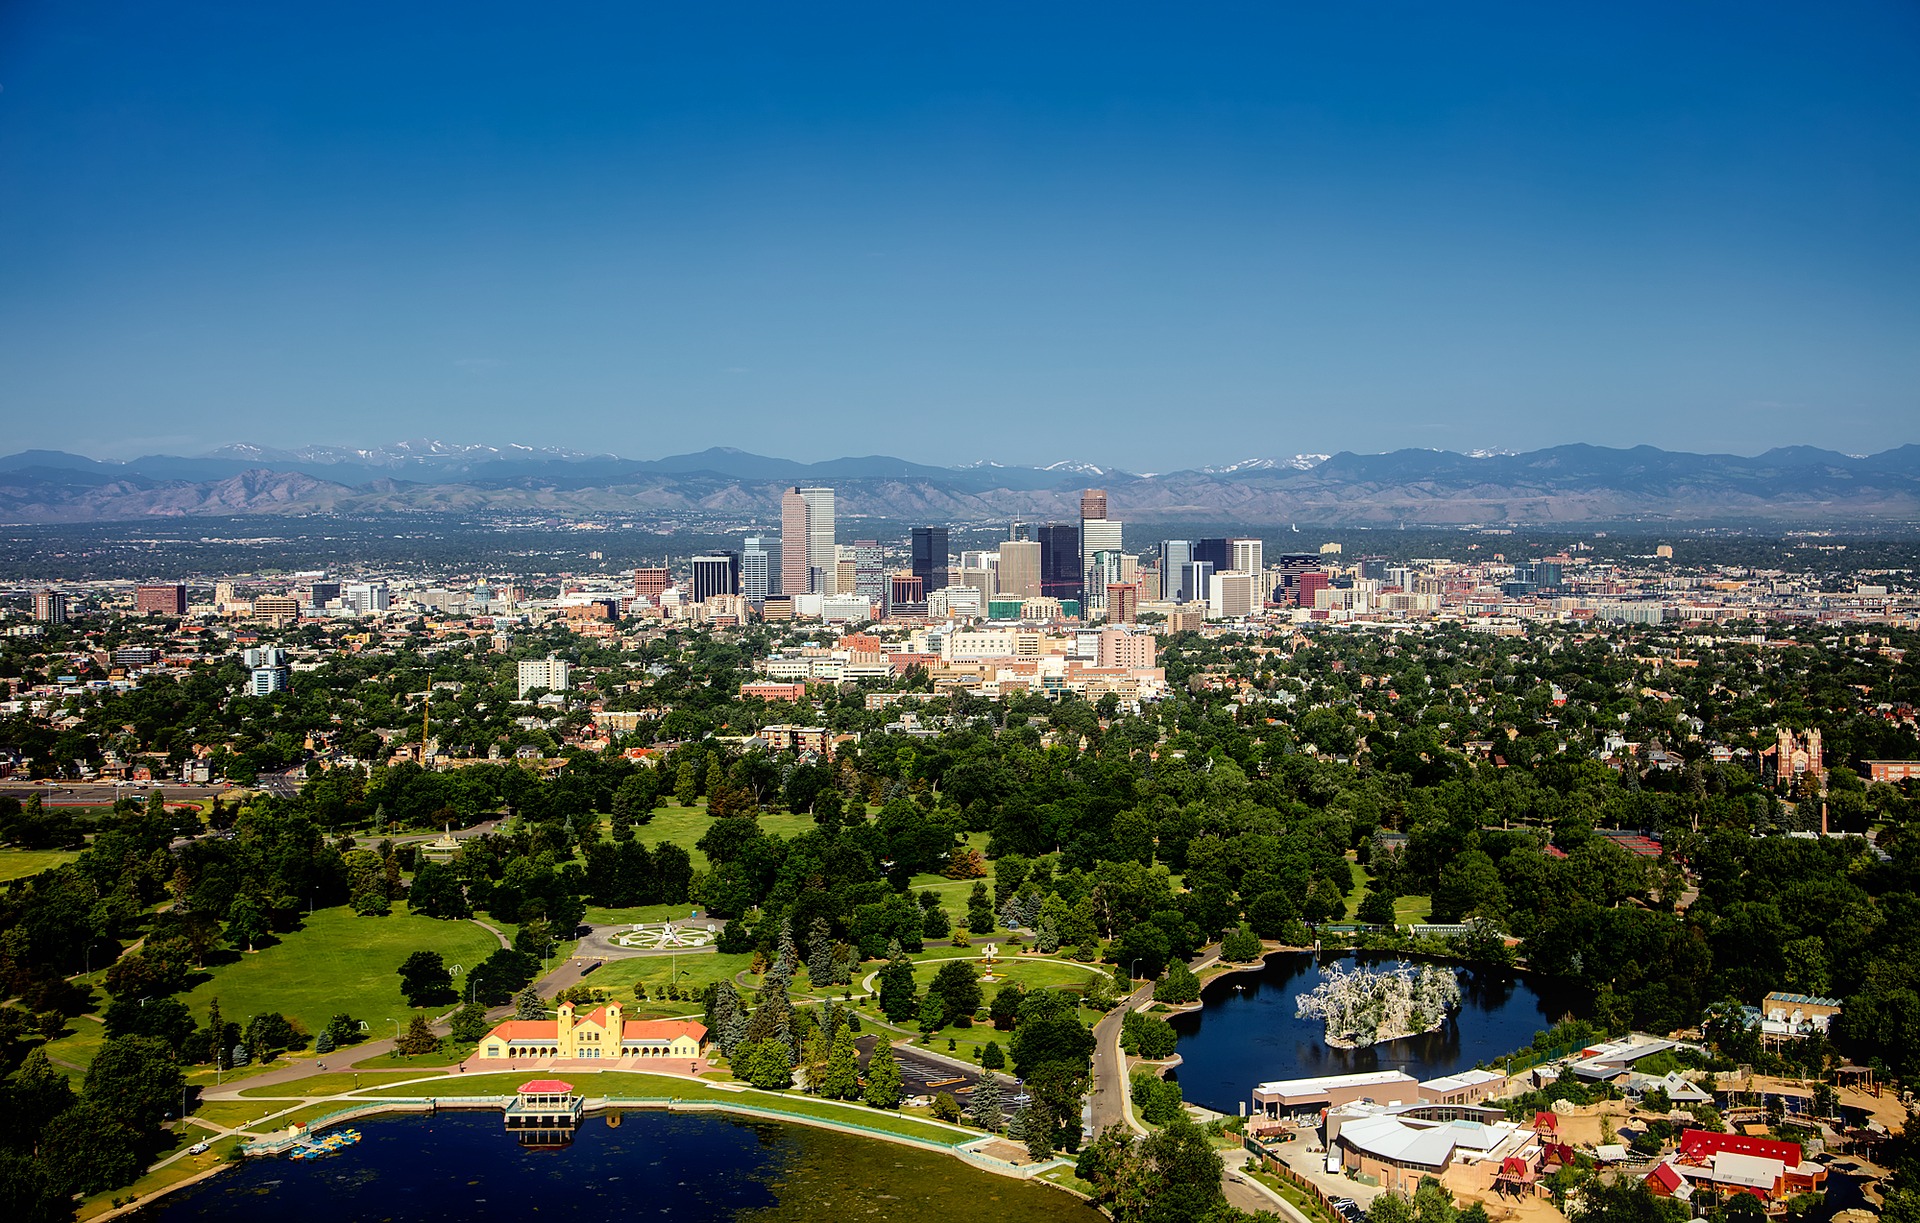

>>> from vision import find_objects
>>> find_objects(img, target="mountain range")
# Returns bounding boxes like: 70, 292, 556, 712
1, 442, 1917, 526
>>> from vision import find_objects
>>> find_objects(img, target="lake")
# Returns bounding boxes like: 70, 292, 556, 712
1169, 952, 1578, 1114
145, 1110, 1102, 1222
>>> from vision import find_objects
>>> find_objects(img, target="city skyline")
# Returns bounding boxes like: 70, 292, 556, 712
2, 4, 1916, 469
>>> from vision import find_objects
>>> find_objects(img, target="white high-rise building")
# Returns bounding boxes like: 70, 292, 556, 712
1080, 518, 1123, 613
1232, 538, 1264, 580
517, 654, 572, 698
1208, 571, 1259, 619
343, 581, 390, 613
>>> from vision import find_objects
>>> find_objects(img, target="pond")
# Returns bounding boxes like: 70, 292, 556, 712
1169, 952, 1580, 1115
146, 1110, 1101, 1222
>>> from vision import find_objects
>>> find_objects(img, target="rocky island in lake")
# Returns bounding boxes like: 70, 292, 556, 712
1294, 962, 1463, 1048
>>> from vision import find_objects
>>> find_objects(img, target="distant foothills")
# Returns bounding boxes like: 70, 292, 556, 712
1, 440, 1918, 527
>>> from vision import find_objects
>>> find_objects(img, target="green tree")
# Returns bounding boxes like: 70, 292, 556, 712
929, 959, 983, 1026
396, 950, 454, 1007
674, 759, 699, 806
513, 984, 547, 1020
1131, 1114, 1226, 1222
981, 1040, 1005, 1069
1220, 925, 1265, 962
0, 1149, 69, 1223
968, 1072, 1004, 1130
449, 1002, 491, 1043
930, 1091, 962, 1122
1358, 889, 1398, 926
877, 949, 919, 1022
40, 1103, 140, 1197
225, 893, 270, 952
819, 1027, 861, 1100
8, 1048, 75, 1136
863, 1039, 902, 1109
1566, 1179, 1677, 1223
1413, 1176, 1457, 1223
82, 1035, 186, 1132
395, 1014, 440, 1055
734, 1038, 793, 1090
1369, 1192, 1415, 1223
918, 992, 945, 1033
1130, 1068, 1184, 1125
323, 1013, 360, 1048
1154, 960, 1200, 1005
966, 881, 996, 934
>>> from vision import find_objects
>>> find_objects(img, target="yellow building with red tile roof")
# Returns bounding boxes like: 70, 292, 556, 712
477, 999, 707, 1062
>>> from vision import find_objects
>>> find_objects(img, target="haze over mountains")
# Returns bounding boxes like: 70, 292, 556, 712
1, 442, 1916, 527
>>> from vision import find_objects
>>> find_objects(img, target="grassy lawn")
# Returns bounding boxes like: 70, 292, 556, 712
1041, 1167, 1099, 1196
0, 847, 83, 881
1394, 894, 1432, 923
357, 1069, 974, 1144
905, 831, 995, 910
583, 950, 754, 1010
176, 902, 504, 1038
237, 1071, 428, 1097
582, 902, 713, 927
350, 1040, 480, 1069
627, 802, 814, 870
907, 956, 1105, 994
192, 1098, 309, 1129
1344, 865, 1373, 920
40, 1018, 106, 1076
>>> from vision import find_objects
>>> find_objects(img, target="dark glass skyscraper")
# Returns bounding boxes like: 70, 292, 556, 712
690, 552, 741, 603
910, 526, 950, 594
1194, 537, 1232, 573
1038, 523, 1082, 605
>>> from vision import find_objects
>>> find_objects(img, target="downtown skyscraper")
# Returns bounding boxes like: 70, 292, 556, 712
780, 486, 837, 595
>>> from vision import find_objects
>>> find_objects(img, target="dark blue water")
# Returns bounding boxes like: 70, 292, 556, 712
1169, 953, 1575, 1114
149, 1111, 782, 1221
147, 1109, 1098, 1222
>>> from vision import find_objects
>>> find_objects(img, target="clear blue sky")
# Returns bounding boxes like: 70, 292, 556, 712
2, 2, 1915, 470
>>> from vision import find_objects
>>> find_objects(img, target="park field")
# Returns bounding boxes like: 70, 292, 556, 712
175, 903, 505, 1040
1343, 864, 1432, 925
582, 949, 754, 1011
0, 847, 82, 881
621, 801, 813, 869
357, 1069, 976, 1145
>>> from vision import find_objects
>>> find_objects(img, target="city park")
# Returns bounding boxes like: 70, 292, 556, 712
12, 803, 1287, 1222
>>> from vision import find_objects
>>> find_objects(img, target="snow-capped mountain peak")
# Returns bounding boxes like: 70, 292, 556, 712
1201, 454, 1329, 474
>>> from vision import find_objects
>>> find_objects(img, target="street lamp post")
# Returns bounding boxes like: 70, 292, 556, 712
1130, 960, 1141, 989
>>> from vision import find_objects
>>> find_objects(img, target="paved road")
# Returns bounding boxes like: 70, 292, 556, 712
0, 781, 229, 806
1090, 979, 1154, 1136
254, 770, 302, 799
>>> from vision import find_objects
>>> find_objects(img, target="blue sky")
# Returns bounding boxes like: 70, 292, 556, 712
1, 2, 1915, 470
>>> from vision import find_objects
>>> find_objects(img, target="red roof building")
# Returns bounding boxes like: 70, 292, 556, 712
1678, 1130, 1802, 1166
478, 1000, 707, 1063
